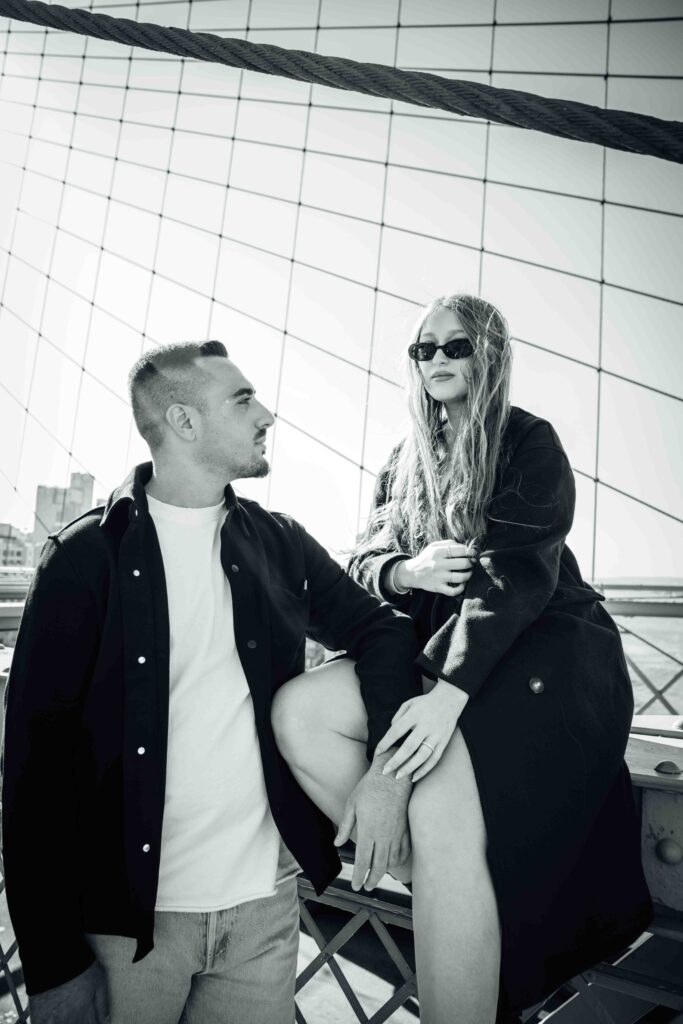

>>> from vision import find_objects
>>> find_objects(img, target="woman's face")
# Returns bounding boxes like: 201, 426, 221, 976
415, 307, 472, 405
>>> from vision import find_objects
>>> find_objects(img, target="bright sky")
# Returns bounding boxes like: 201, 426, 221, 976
0, 0, 681, 579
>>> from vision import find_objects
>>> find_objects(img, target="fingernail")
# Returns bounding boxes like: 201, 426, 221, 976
396, 771, 404, 780
382, 767, 389, 776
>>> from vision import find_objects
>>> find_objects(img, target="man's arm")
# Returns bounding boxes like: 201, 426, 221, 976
294, 523, 419, 889
2, 538, 100, 998
297, 522, 421, 761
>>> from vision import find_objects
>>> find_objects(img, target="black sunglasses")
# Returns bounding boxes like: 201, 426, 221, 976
408, 338, 474, 362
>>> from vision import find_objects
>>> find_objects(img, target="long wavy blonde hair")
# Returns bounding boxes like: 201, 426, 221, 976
356, 293, 512, 558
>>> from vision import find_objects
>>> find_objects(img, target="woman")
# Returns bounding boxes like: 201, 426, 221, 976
273, 294, 652, 1023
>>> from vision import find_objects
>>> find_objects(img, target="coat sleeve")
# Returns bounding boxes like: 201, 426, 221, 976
346, 450, 411, 608
1, 538, 98, 995
416, 427, 575, 699
297, 524, 421, 760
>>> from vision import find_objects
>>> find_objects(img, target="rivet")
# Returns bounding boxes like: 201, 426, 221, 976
654, 760, 682, 776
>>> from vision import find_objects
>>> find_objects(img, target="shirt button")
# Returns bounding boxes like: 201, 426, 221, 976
142, 843, 150, 853
231, 564, 239, 573
138, 656, 146, 664
529, 677, 544, 694
247, 640, 257, 649
137, 746, 146, 755
133, 569, 141, 577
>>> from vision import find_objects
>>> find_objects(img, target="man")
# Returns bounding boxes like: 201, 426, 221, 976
2, 340, 420, 1024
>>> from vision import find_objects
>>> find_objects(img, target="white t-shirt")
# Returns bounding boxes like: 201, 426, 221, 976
147, 492, 283, 912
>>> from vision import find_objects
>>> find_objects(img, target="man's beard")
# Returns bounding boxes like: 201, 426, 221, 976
235, 455, 270, 480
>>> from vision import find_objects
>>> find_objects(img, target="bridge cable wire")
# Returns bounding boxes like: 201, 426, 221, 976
0, 0, 682, 163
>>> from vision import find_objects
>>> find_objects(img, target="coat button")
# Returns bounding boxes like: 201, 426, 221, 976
529, 677, 544, 694
231, 564, 239, 572
142, 843, 150, 853
656, 838, 683, 865
138, 656, 146, 664
247, 640, 257, 649
137, 746, 145, 755
133, 569, 141, 577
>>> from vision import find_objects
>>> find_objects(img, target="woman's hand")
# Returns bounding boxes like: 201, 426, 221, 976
375, 679, 470, 783
396, 540, 475, 596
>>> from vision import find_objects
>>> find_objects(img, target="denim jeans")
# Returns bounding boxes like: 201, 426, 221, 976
86, 877, 300, 1024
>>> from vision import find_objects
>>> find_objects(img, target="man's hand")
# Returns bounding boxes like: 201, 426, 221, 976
29, 961, 109, 1024
334, 752, 412, 892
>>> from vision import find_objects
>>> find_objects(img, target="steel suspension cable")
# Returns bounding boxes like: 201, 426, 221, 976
0, 0, 682, 162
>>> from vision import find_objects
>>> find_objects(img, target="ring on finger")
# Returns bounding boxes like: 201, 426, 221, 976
420, 741, 435, 754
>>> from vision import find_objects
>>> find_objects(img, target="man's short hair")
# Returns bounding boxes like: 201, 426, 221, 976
128, 340, 228, 450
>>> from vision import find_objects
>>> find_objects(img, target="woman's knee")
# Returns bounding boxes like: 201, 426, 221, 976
408, 734, 488, 863
271, 677, 311, 762
273, 658, 366, 747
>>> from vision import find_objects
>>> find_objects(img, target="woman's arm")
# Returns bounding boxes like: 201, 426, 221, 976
417, 422, 575, 700
348, 452, 473, 603
376, 420, 576, 782
347, 451, 412, 605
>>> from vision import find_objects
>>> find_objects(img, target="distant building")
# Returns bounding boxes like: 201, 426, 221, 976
33, 472, 95, 556
0, 523, 29, 566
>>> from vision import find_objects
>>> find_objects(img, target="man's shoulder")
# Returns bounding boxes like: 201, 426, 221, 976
237, 500, 334, 563
51, 506, 107, 544
238, 497, 299, 530
46, 506, 111, 571
237, 499, 306, 548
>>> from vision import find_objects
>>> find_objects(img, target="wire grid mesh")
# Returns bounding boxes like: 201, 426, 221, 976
0, 3, 682, 1019
0, 0, 681, 576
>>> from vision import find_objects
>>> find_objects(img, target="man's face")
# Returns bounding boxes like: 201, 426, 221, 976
193, 358, 274, 480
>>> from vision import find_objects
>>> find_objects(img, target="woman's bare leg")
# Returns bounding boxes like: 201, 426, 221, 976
272, 658, 413, 878
272, 659, 501, 1022
271, 658, 370, 824
409, 727, 501, 1024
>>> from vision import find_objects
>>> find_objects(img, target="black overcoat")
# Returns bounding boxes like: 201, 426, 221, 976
348, 405, 653, 1012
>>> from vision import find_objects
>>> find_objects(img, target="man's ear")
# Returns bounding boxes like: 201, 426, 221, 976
166, 404, 196, 442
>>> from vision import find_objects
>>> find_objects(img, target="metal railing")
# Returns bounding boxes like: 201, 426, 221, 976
0, 584, 680, 1021
601, 584, 683, 718
296, 871, 416, 1024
